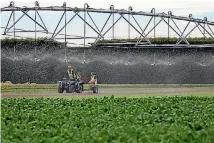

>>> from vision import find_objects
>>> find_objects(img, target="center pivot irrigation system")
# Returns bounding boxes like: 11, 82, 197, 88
1, 1, 214, 50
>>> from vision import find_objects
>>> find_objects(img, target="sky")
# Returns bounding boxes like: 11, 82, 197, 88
1, 0, 214, 15
1, 0, 214, 46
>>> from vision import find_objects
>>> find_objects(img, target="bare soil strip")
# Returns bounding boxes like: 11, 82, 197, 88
2, 88, 214, 98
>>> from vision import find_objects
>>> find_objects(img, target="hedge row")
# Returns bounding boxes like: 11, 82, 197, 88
97, 37, 214, 44
1, 37, 214, 49
1, 38, 64, 50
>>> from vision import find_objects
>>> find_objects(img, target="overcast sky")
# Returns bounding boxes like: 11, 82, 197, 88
1, 0, 214, 15
1, 0, 214, 46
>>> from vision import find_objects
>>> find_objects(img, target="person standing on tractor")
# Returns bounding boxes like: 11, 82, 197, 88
67, 65, 76, 81
88, 72, 97, 84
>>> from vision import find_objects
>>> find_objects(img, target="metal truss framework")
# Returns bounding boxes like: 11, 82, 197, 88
1, 1, 214, 50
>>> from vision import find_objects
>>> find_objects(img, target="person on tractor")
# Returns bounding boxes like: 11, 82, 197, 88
67, 65, 81, 91
76, 71, 84, 91
88, 72, 97, 84
67, 65, 76, 81
76, 72, 81, 82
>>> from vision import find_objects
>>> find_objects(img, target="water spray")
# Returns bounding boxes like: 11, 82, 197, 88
167, 52, 171, 65
151, 52, 156, 66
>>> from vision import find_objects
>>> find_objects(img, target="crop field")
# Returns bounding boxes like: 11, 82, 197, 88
2, 96, 214, 143
1, 84, 214, 142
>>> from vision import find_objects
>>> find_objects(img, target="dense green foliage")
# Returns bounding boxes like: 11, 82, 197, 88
1, 38, 64, 50
2, 96, 214, 143
1, 37, 53, 45
1, 37, 214, 48
97, 37, 214, 44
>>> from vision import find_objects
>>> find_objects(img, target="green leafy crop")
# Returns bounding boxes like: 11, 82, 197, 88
2, 96, 214, 143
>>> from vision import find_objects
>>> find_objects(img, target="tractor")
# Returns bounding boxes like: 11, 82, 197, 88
57, 78, 84, 93
57, 78, 98, 94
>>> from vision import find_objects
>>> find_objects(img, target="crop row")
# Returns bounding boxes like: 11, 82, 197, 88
2, 96, 214, 143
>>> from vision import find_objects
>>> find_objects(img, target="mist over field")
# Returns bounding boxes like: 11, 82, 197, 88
1, 42, 214, 84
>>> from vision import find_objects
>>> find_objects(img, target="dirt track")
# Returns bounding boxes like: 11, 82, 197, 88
2, 88, 214, 98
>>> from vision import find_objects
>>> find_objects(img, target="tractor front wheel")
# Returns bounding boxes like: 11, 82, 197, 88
58, 86, 64, 93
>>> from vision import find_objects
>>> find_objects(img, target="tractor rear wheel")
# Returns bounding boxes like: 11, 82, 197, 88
66, 85, 75, 93
93, 86, 98, 93
77, 85, 83, 93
